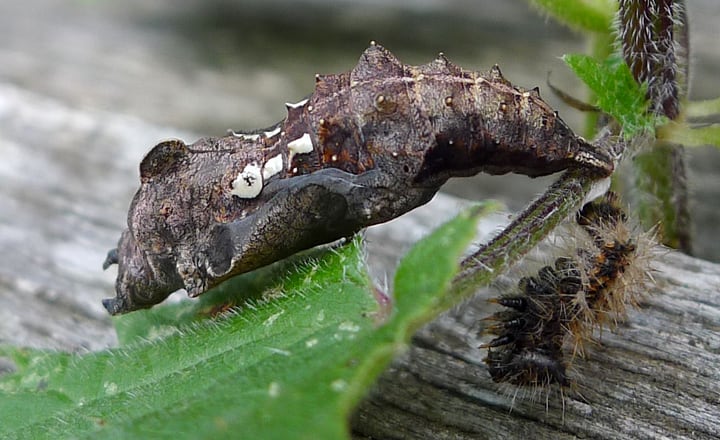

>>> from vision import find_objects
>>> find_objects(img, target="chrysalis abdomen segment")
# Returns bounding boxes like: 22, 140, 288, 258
293, 44, 612, 186
418, 67, 595, 180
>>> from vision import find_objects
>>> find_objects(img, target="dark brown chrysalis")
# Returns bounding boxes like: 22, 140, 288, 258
102, 42, 614, 315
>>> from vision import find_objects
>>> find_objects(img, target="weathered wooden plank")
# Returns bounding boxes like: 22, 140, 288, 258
0, 83, 193, 350
351, 250, 720, 439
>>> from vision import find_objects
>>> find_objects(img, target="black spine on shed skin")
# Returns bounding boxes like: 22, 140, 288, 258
482, 192, 649, 391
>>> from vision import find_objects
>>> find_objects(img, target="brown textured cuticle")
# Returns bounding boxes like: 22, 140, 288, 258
102, 43, 615, 314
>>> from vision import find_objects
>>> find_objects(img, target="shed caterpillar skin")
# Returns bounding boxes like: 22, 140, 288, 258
483, 257, 578, 388
102, 42, 614, 315
570, 191, 650, 347
482, 192, 654, 391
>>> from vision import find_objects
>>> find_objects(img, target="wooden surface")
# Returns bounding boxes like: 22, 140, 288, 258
0, 83, 192, 350
352, 249, 720, 439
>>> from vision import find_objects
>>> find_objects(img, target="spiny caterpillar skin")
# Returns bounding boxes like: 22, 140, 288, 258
102, 42, 614, 315
483, 192, 651, 390
572, 191, 646, 342
483, 257, 579, 387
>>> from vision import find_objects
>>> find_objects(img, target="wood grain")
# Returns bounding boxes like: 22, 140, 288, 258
352, 248, 720, 439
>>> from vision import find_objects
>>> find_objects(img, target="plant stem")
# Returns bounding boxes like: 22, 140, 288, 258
583, 31, 615, 138
450, 167, 610, 301
658, 122, 720, 147
686, 98, 720, 119
618, 0, 692, 253
633, 141, 692, 251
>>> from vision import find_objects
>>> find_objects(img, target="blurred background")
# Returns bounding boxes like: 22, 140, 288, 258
3, 0, 718, 224
0, 0, 718, 349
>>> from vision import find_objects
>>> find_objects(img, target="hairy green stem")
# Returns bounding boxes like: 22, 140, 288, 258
617, 0, 692, 253
618, 0, 680, 119
634, 142, 692, 251
450, 168, 607, 302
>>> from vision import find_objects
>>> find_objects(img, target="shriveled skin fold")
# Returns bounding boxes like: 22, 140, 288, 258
102, 43, 613, 315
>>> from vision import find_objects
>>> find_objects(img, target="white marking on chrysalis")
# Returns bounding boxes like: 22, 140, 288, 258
287, 133, 314, 163
574, 151, 612, 174
264, 126, 281, 139
285, 98, 308, 109
338, 321, 360, 332
229, 130, 261, 141
262, 154, 284, 180
583, 177, 612, 205
231, 163, 263, 198
266, 347, 291, 356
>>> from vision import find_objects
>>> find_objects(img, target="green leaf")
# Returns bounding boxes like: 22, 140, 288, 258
0, 205, 491, 439
391, 203, 499, 336
563, 53, 661, 138
529, 0, 616, 33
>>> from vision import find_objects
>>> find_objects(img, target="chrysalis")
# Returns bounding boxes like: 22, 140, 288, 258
103, 43, 614, 315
